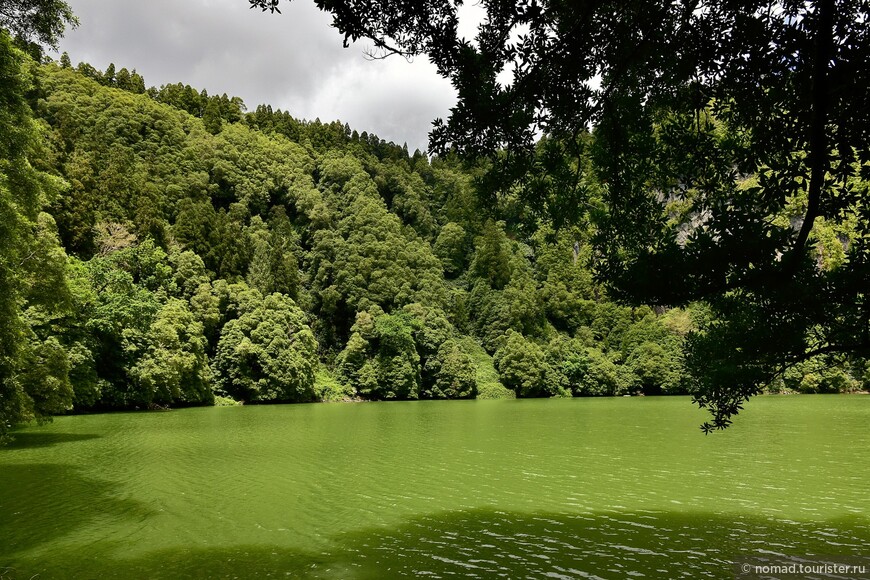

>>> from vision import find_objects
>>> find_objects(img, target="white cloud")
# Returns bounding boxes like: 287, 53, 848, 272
289, 54, 455, 151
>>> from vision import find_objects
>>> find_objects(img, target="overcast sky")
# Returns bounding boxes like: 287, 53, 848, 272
53, 0, 481, 152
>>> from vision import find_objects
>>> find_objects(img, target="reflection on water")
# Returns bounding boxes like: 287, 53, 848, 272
0, 463, 152, 555
335, 509, 869, 580
2, 432, 101, 449
1, 396, 868, 578
0, 510, 867, 579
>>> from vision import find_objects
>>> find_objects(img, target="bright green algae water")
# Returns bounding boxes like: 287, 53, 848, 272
1, 396, 868, 579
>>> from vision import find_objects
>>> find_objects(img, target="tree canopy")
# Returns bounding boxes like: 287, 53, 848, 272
250, 0, 870, 430
0, 0, 76, 48
1, 1, 869, 439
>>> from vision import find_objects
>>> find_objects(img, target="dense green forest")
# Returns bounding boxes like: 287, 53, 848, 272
1, 24, 867, 442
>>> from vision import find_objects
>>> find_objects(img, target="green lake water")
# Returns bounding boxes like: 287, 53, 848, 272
1, 395, 868, 579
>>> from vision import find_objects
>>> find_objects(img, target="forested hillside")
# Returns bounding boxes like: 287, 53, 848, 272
1, 34, 866, 441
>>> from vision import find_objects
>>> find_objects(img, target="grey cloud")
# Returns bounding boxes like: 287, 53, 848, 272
55, 0, 457, 151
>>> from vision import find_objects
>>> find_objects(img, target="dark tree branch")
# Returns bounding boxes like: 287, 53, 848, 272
789, 0, 833, 271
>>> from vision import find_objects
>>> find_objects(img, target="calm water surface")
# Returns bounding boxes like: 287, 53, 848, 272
1, 396, 868, 578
